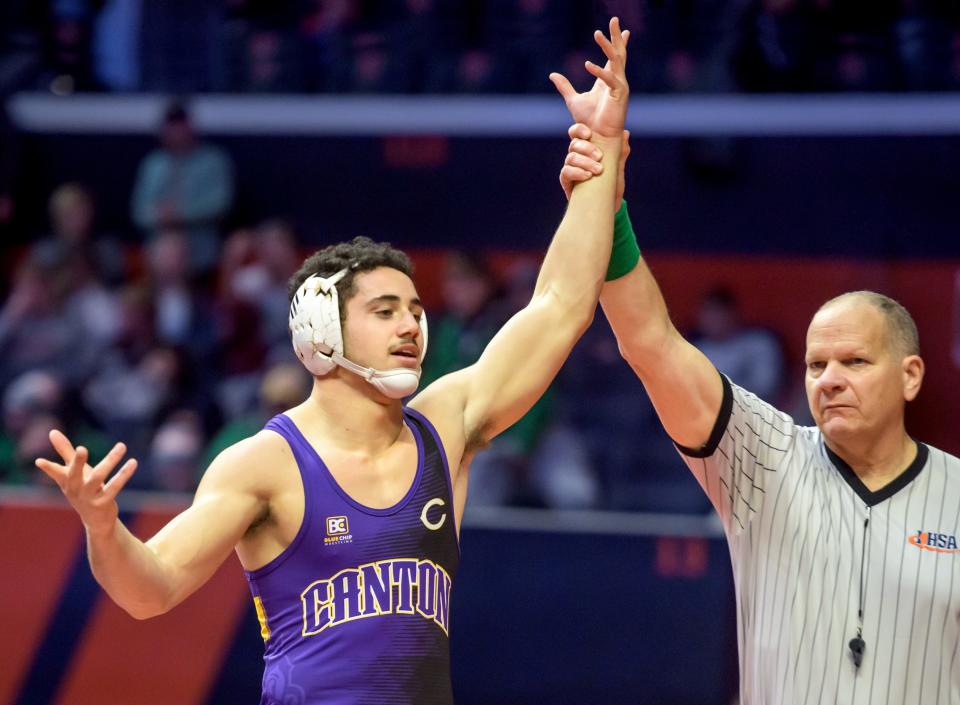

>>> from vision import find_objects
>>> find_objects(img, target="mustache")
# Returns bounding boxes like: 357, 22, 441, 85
390, 338, 419, 351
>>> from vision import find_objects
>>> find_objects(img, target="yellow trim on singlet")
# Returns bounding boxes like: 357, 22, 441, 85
254, 596, 271, 641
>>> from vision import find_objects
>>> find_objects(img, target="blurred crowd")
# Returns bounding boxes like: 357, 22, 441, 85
3, 0, 960, 97
0, 99, 792, 512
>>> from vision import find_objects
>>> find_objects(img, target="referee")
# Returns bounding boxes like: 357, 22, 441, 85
559, 128, 960, 705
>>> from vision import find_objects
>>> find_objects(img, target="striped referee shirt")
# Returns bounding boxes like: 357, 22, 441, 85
678, 373, 960, 705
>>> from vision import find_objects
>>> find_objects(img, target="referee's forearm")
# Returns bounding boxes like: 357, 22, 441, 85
600, 259, 675, 372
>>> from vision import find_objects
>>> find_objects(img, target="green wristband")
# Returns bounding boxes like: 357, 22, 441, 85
605, 199, 641, 281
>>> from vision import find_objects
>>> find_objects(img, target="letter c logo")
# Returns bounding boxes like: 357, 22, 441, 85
420, 498, 447, 531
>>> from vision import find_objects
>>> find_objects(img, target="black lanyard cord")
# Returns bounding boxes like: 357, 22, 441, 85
849, 507, 870, 668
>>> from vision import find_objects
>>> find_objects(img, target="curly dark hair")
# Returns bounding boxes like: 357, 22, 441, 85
288, 237, 415, 319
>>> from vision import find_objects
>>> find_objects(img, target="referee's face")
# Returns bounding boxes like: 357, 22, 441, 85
804, 300, 920, 445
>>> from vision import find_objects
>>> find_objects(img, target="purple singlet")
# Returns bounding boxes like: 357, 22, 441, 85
246, 408, 459, 705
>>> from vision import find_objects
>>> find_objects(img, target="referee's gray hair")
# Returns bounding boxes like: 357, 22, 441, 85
818, 291, 920, 357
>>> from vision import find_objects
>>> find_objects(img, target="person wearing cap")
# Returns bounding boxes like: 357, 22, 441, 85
131, 99, 234, 274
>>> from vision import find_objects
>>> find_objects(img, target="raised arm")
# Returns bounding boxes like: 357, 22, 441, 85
560, 125, 722, 450
36, 429, 270, 619
600, 253, 722, 449
414, 18, 629, 450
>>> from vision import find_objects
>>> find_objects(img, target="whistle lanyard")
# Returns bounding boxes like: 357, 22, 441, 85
850, 504, 871, 668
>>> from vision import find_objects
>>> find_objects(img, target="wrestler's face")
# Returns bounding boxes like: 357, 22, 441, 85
341, 267, 424, 372
804, 299, 922, 446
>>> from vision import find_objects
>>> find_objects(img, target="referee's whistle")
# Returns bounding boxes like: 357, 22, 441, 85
848, 636, 865, 668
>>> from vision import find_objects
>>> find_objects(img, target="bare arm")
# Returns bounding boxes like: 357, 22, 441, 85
560, 125, 722, 449
599, 263, 722, 448
415, 19, 629, 452
36, 430, 271, 619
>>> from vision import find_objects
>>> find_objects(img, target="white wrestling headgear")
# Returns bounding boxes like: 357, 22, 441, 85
289, 267, 428, 399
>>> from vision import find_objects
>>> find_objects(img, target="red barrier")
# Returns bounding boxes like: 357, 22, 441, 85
3, 495, 254, 705
0, 501, 84, 705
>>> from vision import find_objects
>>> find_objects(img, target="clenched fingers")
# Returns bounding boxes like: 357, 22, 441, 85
561, 165, 595, 187
568, 123, 592, 141
565, 150, 603, 174
568, 137, 602, 160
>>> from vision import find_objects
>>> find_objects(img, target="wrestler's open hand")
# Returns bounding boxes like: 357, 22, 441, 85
550, 17, 630, 140
35, 429, 138, 536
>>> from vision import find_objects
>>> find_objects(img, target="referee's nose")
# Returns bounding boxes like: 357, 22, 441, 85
814, 360, 848, 397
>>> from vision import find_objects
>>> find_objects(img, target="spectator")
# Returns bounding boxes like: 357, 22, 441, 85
145, 409, 205, 491
498, 260, 599, 509
79, 283, 198, 458
142, 228, 219, 418
139, 0, 220, 92
16, 414, 66, 486
421, 252, 510, 503
420, 251, 510, 388
350, 31, 390, 92
48, 0, 100, 92
811, 0, 900, 91
212, 227, 268, 420
382, 0, 458, 92
0, 254, 96, 388
690, 285, 785, 402
299, 0, 357, 92
246, 219, 301, 356
130, 100, 235, 274
649, 0, 747, 93
896, 0, 959, 90
422, 253, 596, 508
456, 47, 495, 92
82, 341, 188, 463
202, 361, 311, 466
33, 182, 125, 285
0, 0, 46, 93
0, 370, 108, 484
216, 0, 309, 92
0, 102, 18, 232
484, 0, 572, 93
561, 309, 705, 512
211, 220, 299, 420
0, 371, 62, 483
147, 228, 215, 356
60, 249, 123, 354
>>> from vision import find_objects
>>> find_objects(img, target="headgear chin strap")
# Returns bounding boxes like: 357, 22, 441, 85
289, 268, 428, 399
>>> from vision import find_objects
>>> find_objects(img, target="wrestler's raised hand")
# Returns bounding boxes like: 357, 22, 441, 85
549, 17, 630, 140
35, 429, 138, 536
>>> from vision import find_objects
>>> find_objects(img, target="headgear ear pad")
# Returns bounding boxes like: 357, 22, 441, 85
289, 268, 428, 398
289, 270, 348, 376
